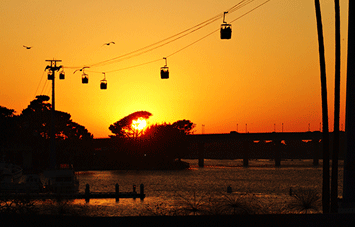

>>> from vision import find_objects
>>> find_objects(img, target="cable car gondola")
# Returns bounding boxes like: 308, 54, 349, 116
160, 57, 169, 79
100, 72, 107, 90
48, 70, 54, 80
82, 73, 89, 84
59, 70, 65, 80
220, 12, 232, 40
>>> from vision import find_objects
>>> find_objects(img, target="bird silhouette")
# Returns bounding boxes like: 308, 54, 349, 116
23, 45, 32, 49
73, 66, 89, 74
103, 42, 115, 46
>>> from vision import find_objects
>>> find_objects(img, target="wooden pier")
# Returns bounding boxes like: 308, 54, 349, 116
0, 184, 145, 202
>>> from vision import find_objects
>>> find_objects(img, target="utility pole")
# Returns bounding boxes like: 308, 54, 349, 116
343, 0, 355, 208
45, 59, 62, 170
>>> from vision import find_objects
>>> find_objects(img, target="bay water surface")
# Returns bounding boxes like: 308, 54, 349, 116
35, 159, 344, 216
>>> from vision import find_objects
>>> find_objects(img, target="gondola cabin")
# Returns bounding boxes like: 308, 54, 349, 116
43, 164, 79, 193
82, 74, 89, 84
220, 23, 232, 39
59, 71, 65, 80
160, 66, 169, 79
160, 57, 169, 79
220, 12, 232, 40
100, 79, 107, 89
48, 71, 54, 80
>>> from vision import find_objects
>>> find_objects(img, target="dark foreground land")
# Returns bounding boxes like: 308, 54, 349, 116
2, 214, 355, 227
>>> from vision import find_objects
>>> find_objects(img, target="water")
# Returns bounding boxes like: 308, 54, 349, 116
28, 159, 345, 216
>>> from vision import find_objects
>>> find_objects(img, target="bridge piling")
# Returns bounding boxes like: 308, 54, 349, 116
140, 184, 144, 201
185, 132, 328, 167
312, 139, 320, 166
243, 141, 249, 167
274, 140, 281, 167
198, 142, 205, 167
85, 184, 90, 203
115, 183, 119, 202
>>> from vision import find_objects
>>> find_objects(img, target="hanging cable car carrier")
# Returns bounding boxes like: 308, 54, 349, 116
160, 57, 169, 79
220, 12, 232, 40
100, 72, 107, 90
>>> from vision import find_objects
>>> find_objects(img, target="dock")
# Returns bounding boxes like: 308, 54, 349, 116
0, 183, 145, 202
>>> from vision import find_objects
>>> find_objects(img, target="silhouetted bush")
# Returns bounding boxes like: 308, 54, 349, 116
288, 187, 321, 214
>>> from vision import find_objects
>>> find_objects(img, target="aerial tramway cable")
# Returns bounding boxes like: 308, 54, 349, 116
52, 0, 271, 91
85, 1, 258, 69
83, 0, 268, 70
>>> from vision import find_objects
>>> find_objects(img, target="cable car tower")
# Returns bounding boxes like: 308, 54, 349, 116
160, 57, 169, 79
44, 59, 63, 170
220, 12, 232, 39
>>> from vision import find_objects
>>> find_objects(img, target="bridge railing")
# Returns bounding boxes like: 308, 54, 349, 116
186, 131, 345, 167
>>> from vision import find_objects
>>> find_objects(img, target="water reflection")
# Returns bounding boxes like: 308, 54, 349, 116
8, 159, 343, 216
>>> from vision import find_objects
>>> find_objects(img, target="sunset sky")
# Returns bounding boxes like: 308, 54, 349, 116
0, 0, 350, 138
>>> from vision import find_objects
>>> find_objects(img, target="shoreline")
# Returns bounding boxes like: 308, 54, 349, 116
2, 213, 355, 227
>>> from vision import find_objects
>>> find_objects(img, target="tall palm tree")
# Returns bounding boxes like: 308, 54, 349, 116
331, 0, 341, 213
314, 0, 330, 213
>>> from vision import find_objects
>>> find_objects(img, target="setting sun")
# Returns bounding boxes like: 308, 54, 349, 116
0, 0, 349, 138
132, 118, 147, 131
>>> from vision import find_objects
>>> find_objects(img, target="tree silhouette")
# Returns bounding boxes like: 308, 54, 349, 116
20, 95, 52, 139
0, 106, 18, 154
0, 106, 16, 118
17, 95, 93, 169
107, 117, 193, 169
143, 121, 193, 162
109, 111, 152, 138
172, 119, 196, 135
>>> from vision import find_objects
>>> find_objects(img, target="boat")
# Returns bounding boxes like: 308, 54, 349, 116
0, 160, 23, 184
23, 174, 44, 192
0, 174, 44, 193
43, 164, 79, 193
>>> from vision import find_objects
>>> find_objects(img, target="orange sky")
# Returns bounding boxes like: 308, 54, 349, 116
0, 0, 350, 138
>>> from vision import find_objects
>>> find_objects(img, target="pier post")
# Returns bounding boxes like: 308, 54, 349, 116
115, 184, 119, 202
227, 185, 232, 193
85, 184, 90, 203
274, 140, 281, 167
132, 185, 137, 200
198, 142, 205, 167
140, 184, 144, 200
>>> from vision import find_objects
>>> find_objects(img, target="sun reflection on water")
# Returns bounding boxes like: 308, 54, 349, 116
13, 159, 343, 216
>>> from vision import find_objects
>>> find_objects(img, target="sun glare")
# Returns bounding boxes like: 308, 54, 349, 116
132, 118, 147, 130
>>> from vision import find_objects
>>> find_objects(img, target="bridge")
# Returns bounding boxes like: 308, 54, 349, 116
94, 131, 345, 167
186, 131, 345, 167
188, 131, 323, 142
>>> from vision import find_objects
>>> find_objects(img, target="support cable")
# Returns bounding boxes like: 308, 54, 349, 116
64, 0, 270, 77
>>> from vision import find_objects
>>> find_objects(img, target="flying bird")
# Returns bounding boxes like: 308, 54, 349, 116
103, 42, 115, 46
23, 45, 32, 49
73, 66, 90, 74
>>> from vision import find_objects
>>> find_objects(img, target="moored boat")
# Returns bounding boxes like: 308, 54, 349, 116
0, 161, 23, 184
43, 164, 79, 193
0, 174, 44, 193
